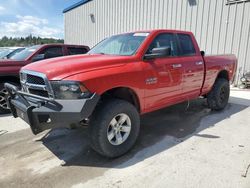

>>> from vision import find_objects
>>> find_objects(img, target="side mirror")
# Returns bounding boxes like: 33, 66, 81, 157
32, 54, 45, 62
144, 47, 171, 60
200, 51, 205, 57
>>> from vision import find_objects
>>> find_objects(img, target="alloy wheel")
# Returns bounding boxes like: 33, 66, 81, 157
107, 113, 132, 146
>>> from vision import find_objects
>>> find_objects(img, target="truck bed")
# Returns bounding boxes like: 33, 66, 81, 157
202, 54, 237, 95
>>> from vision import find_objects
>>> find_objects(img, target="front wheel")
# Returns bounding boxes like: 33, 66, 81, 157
207, 78, 230, 111
89, 99, 140, 158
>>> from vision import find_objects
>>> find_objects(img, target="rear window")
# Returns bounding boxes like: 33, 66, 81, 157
177, 34, 196, 56
68, 47, 88, 55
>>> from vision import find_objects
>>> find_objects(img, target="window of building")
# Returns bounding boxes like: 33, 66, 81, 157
226, 0, 250, 5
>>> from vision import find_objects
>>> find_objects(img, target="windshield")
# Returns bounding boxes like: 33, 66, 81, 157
7, 48, 25, 59
10, 45, 41, 60
0, 49, 14, 59
88, 32, 149, 56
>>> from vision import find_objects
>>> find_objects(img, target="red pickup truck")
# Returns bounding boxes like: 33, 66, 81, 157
0, 44, 89, 112
5, 30, 236, 158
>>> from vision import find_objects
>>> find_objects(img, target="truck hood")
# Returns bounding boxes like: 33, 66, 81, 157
22, 54, 134, 80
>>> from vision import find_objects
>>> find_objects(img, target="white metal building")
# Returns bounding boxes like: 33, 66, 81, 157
63, 0, 250, 84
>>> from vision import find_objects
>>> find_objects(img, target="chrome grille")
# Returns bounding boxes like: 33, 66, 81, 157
20, 70, 53, 98
26, 74, 45, 85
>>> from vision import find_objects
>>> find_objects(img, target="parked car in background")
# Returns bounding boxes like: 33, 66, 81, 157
0, 47, 9, 52
5, 30, 237, 157
0, 43, 90, 113
0, 47, 25, 59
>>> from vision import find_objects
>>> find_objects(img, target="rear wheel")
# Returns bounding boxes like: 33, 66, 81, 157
89, 99, 140, 158
207, 78, 230, 111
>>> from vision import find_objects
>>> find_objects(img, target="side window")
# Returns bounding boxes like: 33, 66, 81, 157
177, 34, 196, 56
68, 47, 88, 55
146, 33, 178, 56
39, 47, 63, 60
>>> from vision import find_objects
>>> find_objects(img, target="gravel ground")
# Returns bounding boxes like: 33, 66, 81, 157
0, 89, 249, 188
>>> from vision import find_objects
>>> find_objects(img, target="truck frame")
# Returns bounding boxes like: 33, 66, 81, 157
5, 30, 236, 158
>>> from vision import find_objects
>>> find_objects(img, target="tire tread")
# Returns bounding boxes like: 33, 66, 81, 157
88, 99, 140, 158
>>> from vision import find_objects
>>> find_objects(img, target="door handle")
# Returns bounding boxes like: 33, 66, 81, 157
172, 64, 182, 68
196, 61, 203, 65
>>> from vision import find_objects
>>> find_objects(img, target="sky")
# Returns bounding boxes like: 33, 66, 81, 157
0, 0, 80, 39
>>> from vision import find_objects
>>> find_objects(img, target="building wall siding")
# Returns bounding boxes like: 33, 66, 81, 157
64, 0, 250, 84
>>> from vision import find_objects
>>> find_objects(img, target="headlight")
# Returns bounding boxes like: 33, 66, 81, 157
50, 81, 91, 99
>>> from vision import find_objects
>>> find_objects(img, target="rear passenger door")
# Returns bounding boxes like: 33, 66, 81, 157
177, 34, 204, 98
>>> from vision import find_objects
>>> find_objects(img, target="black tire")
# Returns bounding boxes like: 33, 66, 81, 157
89, 99, 140, 158
0, 83, 11, 114
207, 78, 230, 111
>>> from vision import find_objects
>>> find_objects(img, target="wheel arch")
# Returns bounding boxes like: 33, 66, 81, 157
215, 70, 229, 82
99, 87, 141, 113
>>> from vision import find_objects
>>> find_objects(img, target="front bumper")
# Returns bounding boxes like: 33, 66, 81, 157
5, 83, 100, 135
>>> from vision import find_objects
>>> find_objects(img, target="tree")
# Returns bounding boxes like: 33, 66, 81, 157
0, 36, 64, 47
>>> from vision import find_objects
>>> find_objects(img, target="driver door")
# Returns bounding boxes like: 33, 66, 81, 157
143, 33, 184, 111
